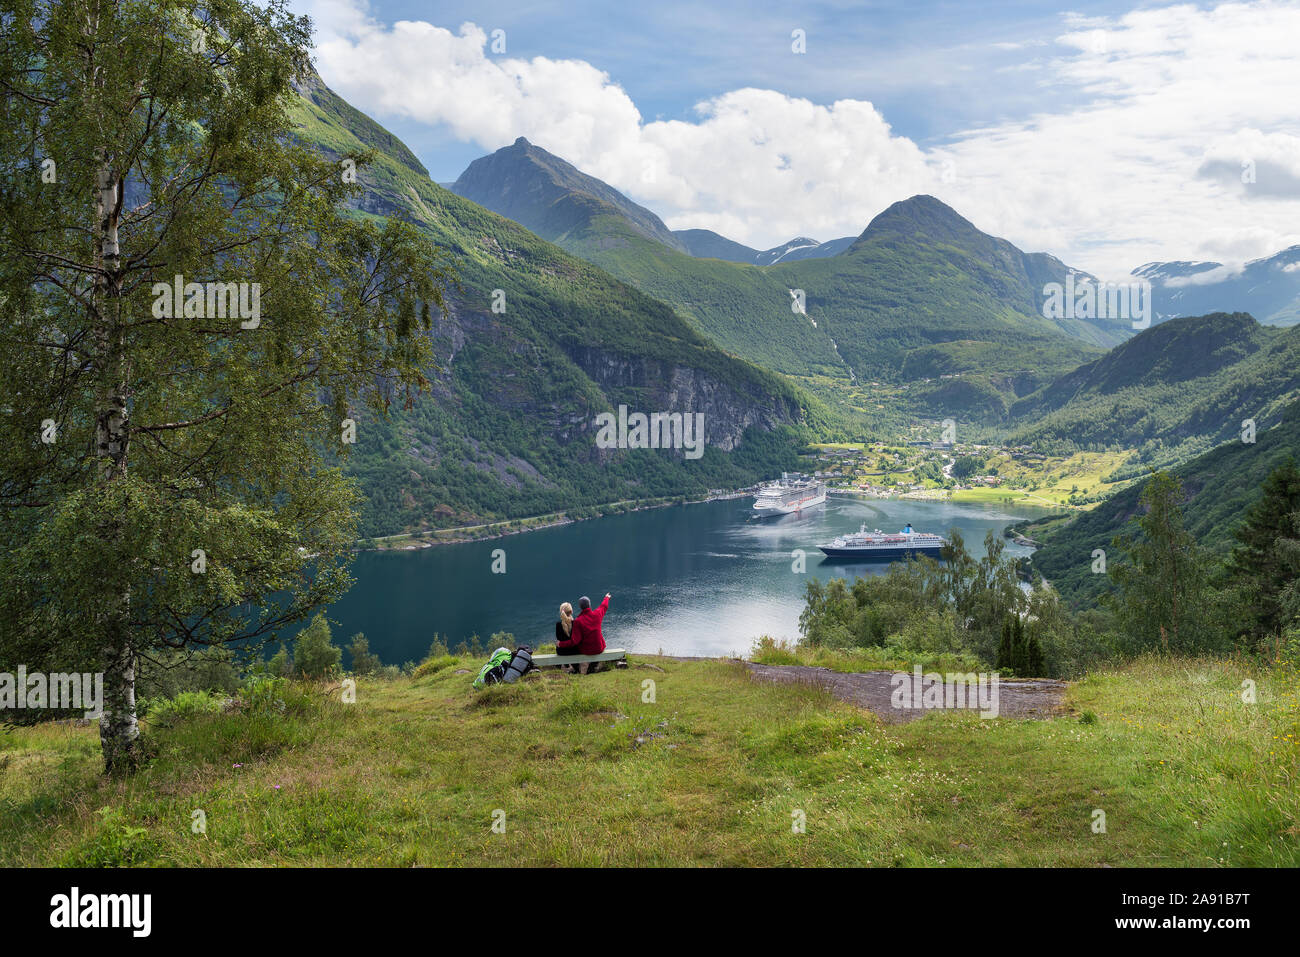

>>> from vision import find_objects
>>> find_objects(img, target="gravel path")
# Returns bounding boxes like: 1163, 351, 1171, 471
744, 663, 1068, 723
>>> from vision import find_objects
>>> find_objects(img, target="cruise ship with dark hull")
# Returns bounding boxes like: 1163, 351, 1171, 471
819, 523, 947, 561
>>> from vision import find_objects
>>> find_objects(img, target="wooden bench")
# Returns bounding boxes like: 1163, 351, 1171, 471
531, 648, 627, 669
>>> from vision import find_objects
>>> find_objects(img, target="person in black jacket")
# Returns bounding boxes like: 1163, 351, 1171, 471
555, 602, 581, 672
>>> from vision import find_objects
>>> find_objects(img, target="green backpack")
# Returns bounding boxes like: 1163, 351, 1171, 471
473, 647, 514, 690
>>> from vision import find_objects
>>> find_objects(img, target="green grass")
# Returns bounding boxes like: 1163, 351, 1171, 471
950, 486, 1052, 505
750, 635, 987, 674
1, 654, 1295, 866
942, 450, 1133, 509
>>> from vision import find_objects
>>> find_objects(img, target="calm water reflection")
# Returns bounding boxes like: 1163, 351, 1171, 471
325, 495, 1050, 662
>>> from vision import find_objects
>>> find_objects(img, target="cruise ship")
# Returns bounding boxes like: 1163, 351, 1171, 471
819, 523, 947, 560
751, 473, 827, 517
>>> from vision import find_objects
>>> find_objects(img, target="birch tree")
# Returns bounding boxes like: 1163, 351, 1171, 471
0, 0, 453, 770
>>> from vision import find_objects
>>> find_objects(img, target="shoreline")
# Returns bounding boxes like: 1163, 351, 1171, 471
357, 489, 755, 552
360, 483, 1063, 554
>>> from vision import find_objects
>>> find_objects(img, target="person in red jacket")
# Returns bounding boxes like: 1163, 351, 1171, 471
568, 593, 610, 673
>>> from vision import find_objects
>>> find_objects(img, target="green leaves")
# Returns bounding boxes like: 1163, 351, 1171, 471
1107, 472, 1229, 655
1226, 460, 1300, 643
0, 1, 453, 767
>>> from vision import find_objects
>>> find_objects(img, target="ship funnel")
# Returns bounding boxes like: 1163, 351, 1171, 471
903, 523, 913, 534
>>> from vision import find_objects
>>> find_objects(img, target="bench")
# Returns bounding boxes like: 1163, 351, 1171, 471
531, 648, 627, 669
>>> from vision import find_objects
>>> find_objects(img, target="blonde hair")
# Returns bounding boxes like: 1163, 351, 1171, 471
559, 602, 574, 636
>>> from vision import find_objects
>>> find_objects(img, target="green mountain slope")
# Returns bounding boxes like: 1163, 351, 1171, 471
1009, 312, 1300, 475
766, 198, 1124, 410
586, 198, 1116, 417
1028, 399, 1300, 605
563, 211, 851, 379
673, 227, 761, 263
448, 140, 1122, 420
451, 137, 688, 252
291, 77, 809, 537
831, 196, 1125, 350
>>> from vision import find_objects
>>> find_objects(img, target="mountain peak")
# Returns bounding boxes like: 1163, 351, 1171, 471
450, 138, 686, 252
754, 236, 830, 265
860, 195, 979, 243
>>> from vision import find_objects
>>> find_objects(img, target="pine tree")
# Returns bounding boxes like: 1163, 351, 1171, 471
1276, 523, 1300, 630
1227, 461, 1300, 645
996, 617, 1015, 672
1024, 626, 1046, 677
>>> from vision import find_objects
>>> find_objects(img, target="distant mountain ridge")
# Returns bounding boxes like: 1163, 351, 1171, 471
451, 137, 854, 267
1134, 246, 1300, 328
673, 229, 856, 265
1008, 311, 1300, 473
449, 138, 1127, 419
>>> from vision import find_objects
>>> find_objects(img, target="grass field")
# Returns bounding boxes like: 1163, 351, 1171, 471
1, 655, 1295, 867
950, 450, 1134, 508
949, 486, 1061, 506
806, 442, 1135, 511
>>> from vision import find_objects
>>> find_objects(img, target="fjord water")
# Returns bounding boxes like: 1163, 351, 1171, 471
331, 496, 1051, 663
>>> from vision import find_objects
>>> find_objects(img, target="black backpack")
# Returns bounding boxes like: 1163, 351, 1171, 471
501, 645, 533, 683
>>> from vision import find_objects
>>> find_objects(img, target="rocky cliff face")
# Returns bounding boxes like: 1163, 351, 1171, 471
424, 295, 801, 455
567, 346, 801, 454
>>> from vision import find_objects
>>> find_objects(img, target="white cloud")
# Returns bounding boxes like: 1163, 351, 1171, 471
1197, 129, 1300, 197
301, 0, 1300, 278
935, 2, 1300, 277
303, 3, 937, 249
1163, 263, 1244, 287
1195, 224, 1298, 265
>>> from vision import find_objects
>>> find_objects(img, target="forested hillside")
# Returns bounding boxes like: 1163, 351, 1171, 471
292, 76, 810, 537
1009, 313, 1300, 477
1028, 399, 1300, 604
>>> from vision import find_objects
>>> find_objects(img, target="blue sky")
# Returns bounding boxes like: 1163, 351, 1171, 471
317, 0, 1144, 180
299, 0, 1300, 277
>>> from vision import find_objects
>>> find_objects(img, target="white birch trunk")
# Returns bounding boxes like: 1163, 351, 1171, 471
93, 152, 138, 772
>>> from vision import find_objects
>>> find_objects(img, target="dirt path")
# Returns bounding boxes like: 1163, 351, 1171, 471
744, 663, 1068, 723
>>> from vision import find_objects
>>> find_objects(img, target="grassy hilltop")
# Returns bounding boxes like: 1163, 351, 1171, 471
2, 655, 1295, 867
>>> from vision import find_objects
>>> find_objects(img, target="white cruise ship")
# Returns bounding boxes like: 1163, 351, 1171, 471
752, 473, 827, 517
